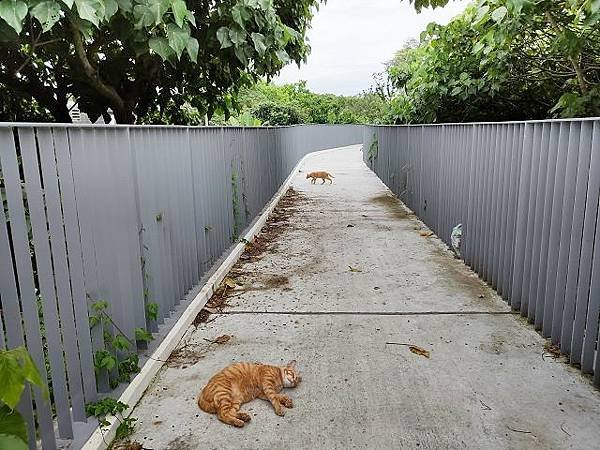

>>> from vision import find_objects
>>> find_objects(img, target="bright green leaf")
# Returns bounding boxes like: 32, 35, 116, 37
0, 405, 27, 445
0, 356, 25, 409
0, 434, 27, 450
135, 327, 154, 342
104, 0, 118, 19
75, 0, 103, 26
491, 6, 507, 23
251, 32, 266, 55
30, 0, 61, 32
472, 4, 489, 26
472, 41, 485, 53
149, 36, 175, 60
112, 335, 130, 351
0, 0, 28, 33
167, 23, 190, 58
186, 36, 198, 62
171, 0, 186, 28
116, 0, 131, 12
133, 4, 153, 28
275, 49, 289, 64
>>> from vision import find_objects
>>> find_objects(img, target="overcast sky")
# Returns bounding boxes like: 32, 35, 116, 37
275, 0, 472, 95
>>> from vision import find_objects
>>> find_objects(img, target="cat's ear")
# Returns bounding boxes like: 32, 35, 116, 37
286, 360, 297, 369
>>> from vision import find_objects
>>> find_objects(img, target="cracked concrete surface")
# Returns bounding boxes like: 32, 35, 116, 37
126, 145, 600, 450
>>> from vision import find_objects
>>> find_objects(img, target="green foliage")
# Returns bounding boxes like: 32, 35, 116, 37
134, 327, 154, 343
89, 300, 150, 388
215, 80, 391, 125
146, 302, 159, 322
0, 0, 324, 123
85, 398, 129, 427
0, 347, 45, 449
367, 134, 379, 164
387, 0, 600, 123
252, 101, 302, 125
0, 347, 44, 410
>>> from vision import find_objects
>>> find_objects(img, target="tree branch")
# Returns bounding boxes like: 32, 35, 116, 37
70, 23, 127, 112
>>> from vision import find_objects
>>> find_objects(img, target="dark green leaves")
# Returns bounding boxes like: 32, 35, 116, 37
217, 26, 233, 48
229, 26, 246, 46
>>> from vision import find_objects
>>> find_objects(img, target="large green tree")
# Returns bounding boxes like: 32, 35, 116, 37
387, 0, 600, 124
0, 0, 322, 123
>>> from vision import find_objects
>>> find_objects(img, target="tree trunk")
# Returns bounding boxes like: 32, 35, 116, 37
50, 101, 72, 123
113, 106, 135, 124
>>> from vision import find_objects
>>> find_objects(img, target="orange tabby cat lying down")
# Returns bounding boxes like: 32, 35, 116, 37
198, 360, 301, 427
306, 171, 335, 184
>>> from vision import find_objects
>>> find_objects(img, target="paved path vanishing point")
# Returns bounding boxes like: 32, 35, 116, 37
127, 145, 600, 450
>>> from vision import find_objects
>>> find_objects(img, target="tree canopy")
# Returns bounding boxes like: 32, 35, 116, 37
386, 0, 600, 124
208, 80, 391, 125
0, 0, 323, 123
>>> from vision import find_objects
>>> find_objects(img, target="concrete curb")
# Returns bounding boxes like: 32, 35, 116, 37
81, 145, 354, 450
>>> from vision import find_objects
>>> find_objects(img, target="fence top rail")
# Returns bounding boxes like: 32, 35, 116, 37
0, 123, 363, 129
366, 117, 600, 128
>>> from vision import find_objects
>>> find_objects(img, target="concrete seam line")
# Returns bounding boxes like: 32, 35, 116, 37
217, 310, 518, 316
81, 145, 353, 450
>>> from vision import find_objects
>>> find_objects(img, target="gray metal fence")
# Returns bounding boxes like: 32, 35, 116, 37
0, 123, 361, 449
364, 119, 600, 387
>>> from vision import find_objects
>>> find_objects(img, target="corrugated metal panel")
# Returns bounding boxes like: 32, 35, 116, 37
364, 119, 600, 388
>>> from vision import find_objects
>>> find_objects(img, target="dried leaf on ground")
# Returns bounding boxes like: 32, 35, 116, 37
223, 277, 237, 289
204, 334, 232, 345
386, 342, 431, 358
215, 334, 231, 344
419, 231, 434, 237
408, 345, 430, 358
543, 341, 561, 359
348, 265, 362, 273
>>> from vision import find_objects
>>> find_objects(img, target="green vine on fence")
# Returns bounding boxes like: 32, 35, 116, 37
85, 398, 137, 441
89, 300, 154, 389
0, 347, 46, 450
367, 134, 379, 164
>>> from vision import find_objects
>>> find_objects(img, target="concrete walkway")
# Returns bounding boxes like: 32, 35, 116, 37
128, 146, 600, 450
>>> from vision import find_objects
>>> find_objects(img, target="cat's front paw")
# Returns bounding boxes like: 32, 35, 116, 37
237, 411, 252, 422
274, 405, 286, 416
279, 395, 293, 408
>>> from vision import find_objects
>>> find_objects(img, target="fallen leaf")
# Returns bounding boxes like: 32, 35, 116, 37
386, 342, 431, 358
223, 277, 237, 289
348, 265, 362, 272
215, 334, 231, 344
543, 341, 561, 359
408, 345, 430, 358
419, 231, 434, 237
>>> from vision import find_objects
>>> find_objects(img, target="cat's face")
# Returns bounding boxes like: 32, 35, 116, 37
281, 360, 301, 388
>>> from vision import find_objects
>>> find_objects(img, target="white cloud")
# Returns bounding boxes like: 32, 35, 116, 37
275, 0, 472, 95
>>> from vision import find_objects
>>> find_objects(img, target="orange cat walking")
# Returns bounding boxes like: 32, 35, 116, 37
306, 171, 335, 184
198, 361, 301, 427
